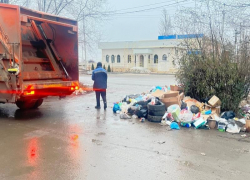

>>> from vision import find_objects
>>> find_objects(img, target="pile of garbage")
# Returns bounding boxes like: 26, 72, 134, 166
114, 85, 250, 133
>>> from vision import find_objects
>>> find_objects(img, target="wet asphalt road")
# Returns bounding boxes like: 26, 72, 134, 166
0, 74, 250, 180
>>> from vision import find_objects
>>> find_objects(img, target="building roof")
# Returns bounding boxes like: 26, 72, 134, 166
99, 39, 186, 50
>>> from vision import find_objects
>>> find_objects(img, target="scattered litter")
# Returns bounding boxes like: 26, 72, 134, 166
120, 113, 132, 119
139, 118, 145, 122
92, 139, 102, 145
241, 134, 247, 137
132, 115, 138, 119
158, 141, 166, 144
113, 103, 121, 113
201, 153, 206, 156
170, 122, 180, 130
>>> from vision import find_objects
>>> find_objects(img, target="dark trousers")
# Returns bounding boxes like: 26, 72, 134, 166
95, 90, 107, 107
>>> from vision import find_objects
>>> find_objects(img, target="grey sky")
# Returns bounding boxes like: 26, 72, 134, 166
95, 0, 195, 60
102, 0, 193, 42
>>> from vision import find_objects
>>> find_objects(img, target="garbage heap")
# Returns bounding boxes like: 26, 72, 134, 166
114, 85, 250, 133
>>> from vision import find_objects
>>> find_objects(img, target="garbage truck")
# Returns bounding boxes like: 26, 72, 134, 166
0, 4, 79, 109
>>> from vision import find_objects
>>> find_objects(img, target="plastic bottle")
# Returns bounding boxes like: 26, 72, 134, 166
151, 97, 156, 105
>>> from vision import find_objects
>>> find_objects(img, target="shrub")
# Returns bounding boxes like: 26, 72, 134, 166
107, 65, 111, 72
176, 40, 250, 113
91, 64, 94, 70
103, 65, 106, 70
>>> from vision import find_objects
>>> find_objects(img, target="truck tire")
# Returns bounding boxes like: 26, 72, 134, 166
147, 115, 162, 123
32, 99, 43, 109
148, 109, 165, 116
147, 102, 165, 111
16, 100, 36, 110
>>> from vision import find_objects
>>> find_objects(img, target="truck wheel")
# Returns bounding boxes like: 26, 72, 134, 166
32, 99, 43, 109
16, 100, 36, 110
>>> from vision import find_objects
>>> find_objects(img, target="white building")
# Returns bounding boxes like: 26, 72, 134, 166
98, 34, 203, 73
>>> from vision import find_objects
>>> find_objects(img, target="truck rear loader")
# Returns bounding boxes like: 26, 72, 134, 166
0, 4, 79, 109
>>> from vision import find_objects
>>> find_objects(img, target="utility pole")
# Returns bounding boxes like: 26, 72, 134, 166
82, 13, 87, 70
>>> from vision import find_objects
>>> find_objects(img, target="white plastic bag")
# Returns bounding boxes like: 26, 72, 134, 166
226, 124, 240, 133
179, 110, 193, 123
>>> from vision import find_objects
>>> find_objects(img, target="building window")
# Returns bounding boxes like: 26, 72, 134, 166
106, 55, 109, 63
140, 55, 144, 67
148, 55, 150, 64
154, 55, 158, 64
162, 54, 167, 61
117, 55, 121, 63
128, 55, 131, 63
111, 55, 115, 63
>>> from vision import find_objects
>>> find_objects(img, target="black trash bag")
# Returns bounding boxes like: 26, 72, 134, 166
181, 101, 187, 110
135, 109, 148, 118
201, 96, 212, 104
190, 105, 199, 114
128, 107, 135, 115
221, 111, 235, 120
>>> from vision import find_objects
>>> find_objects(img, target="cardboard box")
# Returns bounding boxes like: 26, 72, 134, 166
208, 95, 221, 107
170, 85, 184, 92
179, 92, 184, 101
196, 102, 204, 112
160, 91, 180, 108
184, 98, 198, 108
151, 89, 165, 98
211, 106, 221, 115
246, 120, 250, 132
205, 103, 221, 115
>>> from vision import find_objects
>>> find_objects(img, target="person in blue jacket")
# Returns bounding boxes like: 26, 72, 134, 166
92, 62, 108, 109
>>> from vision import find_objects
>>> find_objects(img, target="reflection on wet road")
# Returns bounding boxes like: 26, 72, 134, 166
0, 74, 250, 180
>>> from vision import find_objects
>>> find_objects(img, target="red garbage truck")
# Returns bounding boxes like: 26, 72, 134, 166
0, 4, 79, 109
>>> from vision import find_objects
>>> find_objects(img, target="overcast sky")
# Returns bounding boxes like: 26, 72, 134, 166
101, 0, 194, 42
93, 0, 195, 60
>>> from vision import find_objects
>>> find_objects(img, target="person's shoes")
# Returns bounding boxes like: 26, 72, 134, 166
95, 106, 101, 109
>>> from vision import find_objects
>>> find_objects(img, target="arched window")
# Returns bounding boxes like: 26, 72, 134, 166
111, 55, 115, 63
106, 55, 109, 63
128, 55, 131, 63
148, 55, 150, 64
162, 54, 167, 61
154, 55, 158, 64
117, 55, 120, 63
140, 55, 144, 67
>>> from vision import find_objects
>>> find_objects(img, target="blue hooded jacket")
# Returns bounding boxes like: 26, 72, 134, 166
92, 66, 107, 90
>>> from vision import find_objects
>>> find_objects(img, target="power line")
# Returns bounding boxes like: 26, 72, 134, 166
104, 0, 188, 16
212, 0, 250, 8
109, 0, 176, 13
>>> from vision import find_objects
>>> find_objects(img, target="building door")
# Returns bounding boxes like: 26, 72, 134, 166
140, 55, 144, 67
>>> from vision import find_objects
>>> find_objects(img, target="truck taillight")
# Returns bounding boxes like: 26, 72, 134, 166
24, 90, 35, 96
75, 86, 79, 90
70, 87, 74, 91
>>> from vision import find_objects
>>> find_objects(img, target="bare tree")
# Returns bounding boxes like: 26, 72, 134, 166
159, 8, 173, 36
1, 0, 9, 3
